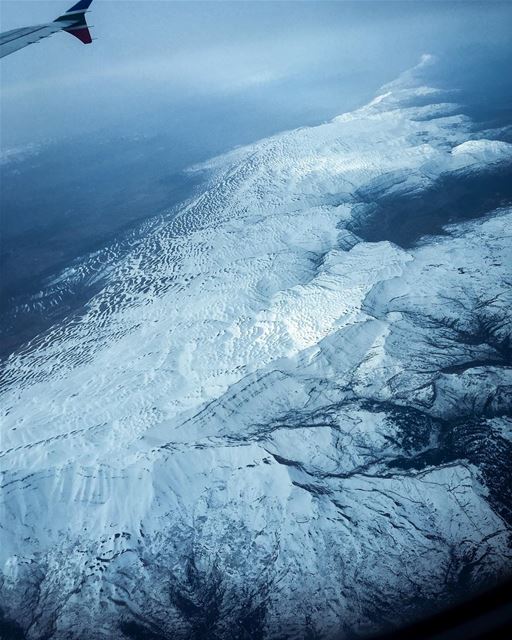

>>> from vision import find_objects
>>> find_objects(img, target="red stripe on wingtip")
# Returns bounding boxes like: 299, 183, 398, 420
65, 27, 92, 44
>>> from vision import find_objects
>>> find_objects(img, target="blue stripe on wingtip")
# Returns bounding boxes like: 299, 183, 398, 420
66, 0, 93, 13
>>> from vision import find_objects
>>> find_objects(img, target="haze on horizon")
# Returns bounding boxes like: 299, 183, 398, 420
1, 0, 512, 150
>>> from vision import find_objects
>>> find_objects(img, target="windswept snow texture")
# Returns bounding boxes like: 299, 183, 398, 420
1, 59, 512, 640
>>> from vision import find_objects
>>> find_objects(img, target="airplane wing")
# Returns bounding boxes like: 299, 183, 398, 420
0, 0, 94, 60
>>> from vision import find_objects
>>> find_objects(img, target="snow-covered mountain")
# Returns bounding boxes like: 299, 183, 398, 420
1, 57, 511, 639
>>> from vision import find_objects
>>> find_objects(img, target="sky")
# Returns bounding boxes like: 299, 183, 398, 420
1, 1, 512, 149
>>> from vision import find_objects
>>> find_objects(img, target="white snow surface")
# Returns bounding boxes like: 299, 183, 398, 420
1, 60, 512, 639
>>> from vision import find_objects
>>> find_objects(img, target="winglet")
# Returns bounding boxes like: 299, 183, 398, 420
54, 0, 94, 45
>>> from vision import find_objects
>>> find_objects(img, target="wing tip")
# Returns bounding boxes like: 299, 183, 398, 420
56, 0, 94, 45
64, 26, 92, 45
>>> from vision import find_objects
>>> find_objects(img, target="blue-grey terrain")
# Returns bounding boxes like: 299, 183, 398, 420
1, 3, 512, 640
